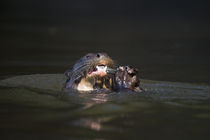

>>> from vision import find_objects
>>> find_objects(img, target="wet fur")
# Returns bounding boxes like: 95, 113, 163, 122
65, 53, 115, 91
64, 53, 142, 93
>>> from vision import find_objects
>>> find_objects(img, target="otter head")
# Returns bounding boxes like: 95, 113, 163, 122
115, 66, 142, 92
84, 53, 114, 78
65, 53, 115, 90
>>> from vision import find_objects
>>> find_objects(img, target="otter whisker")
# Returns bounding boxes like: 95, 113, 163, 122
72, 60, 88, 71
71, 65, 89, 79
64, 53, 120, 91
68, 65, 91, 86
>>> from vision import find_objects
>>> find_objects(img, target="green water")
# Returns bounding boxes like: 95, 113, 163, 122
0, 74, 210, 140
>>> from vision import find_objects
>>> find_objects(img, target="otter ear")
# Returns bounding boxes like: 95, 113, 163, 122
85, 53, 94, 59
64, 70, 71, 77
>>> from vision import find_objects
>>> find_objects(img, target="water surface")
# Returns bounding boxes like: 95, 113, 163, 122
0, 74, 210, 140
0, 22, 210, 139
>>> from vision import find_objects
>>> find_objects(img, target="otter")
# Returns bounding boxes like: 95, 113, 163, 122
64, 53, 142, 93
64, 53, 115, 92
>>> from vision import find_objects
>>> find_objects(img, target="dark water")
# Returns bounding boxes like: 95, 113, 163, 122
0, 74, 210, 140
0, 22, 210, 139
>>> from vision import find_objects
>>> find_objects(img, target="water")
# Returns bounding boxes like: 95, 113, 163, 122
0, 74, 210, 140
0, 22, 210, 139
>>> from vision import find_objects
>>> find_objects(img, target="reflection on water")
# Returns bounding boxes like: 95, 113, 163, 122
72, 117, 114, 131
90, 93, 109, 103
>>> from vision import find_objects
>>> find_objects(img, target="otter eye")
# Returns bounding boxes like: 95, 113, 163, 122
96, 53, 100, 58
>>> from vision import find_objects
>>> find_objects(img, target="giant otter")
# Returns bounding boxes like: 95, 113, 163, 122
64, 53, 142, 93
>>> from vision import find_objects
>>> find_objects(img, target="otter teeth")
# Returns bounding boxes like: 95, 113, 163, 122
97, 64, 105, 67
96, 65, 107, 70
